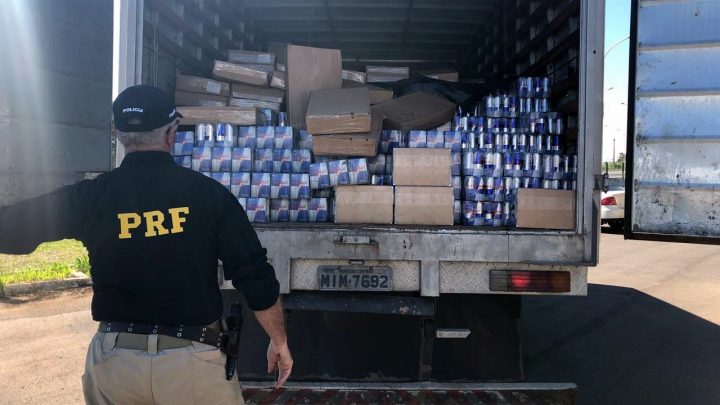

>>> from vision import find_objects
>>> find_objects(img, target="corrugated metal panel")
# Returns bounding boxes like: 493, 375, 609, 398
629, 0, 720, 240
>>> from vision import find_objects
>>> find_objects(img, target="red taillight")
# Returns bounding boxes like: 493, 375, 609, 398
601, 196, 617, 206
490, 271, 571, 293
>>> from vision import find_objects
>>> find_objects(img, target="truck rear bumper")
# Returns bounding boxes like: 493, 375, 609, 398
240, 382, 577, 404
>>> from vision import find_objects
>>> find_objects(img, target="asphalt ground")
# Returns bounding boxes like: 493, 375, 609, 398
0, 230, 718, 404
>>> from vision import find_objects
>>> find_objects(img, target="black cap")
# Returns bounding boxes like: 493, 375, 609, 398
112, 85, 183, 132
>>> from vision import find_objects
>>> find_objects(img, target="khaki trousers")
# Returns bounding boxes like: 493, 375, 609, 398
82, 332, 245, 405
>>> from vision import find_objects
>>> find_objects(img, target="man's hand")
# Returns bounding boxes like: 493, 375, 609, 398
267, 340, 293, 388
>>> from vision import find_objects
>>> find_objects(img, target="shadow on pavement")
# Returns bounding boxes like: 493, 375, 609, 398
600, 225, 624, 235
521, 284, 720, 405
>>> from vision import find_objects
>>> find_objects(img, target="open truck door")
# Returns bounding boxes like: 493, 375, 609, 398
626, 0, 720, 244
0, 0, 112, 206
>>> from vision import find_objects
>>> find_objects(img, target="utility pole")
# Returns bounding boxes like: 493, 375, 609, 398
613, 138, 616, 163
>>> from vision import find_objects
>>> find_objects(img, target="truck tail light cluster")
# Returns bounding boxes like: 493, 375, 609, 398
601, 196, 617, 206
490, 270, 571, 293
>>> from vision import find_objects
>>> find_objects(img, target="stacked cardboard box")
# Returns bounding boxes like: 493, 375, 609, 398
392, 148, 454, 225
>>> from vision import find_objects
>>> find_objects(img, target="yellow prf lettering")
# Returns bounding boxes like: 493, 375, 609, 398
168, 207, 190, 234
144, 210, 170, 237
118, 213, 142, 239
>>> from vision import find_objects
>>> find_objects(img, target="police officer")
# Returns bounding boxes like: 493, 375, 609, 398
0, 85, 293, 404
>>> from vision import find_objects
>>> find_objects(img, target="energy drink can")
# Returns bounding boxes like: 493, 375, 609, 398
385, 154, 393, 175
541, 77, 551, 97
367, 154, 386, 175
532, 177, 542, 189
500, 133, 510, 152
463, 150, 476, 176
503, 152, 513, 172
552, 135, 561, 153
451, 152, 462, 176
569, 155, 578, 173
513, 152, 523, 171
463, 201, 478, 226
484, 177, 495, 198
215, 123, 235, 146
475, 116, 485, 133
493, 151, 503, 169
296, 129, 312, 149
532, 153, 542, 172
278, 112, 288, 127
523, 153, 533, 171
462, 132, 477, 149
493, 177, 505, 196
464, 176, 478, 201
452, 176, 462, 200
528, 133, 536, 151
544, 135, 553, 152
503, 201, 513, 225
522, 177, 532, 188
536, 116, 547, 134
195, 123, 214, 145
554, 117, 564, 135
483, 132, 494, 149
482, 202, 494, 224
543, 155, 553, 173
552, 154, 561, 173
383, 175, 393, 186
519, 97, 532, 115
535, 135, 545, 153
542, 179, 552, 189
508, 118, 517, 133
473, 150, 486, 176
454, 200, 462, 225
503, 177, 514, 195
371, 175, 384, 185
534, 77, 544, 98
517, 77, 530, 98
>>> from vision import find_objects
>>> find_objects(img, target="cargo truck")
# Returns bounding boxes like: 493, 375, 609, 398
1, 0, 718, 402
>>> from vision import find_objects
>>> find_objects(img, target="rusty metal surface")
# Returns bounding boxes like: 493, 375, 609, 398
240, 382, 577, 405
629, 0, 720, 239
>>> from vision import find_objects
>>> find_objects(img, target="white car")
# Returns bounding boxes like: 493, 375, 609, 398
601, 183, 625, 231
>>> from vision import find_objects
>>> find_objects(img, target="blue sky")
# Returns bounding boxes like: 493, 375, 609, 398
603, 0, 631, 162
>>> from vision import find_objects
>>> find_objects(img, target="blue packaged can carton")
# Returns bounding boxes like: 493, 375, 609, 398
251, 173, 271, 198
407, 131, 427, 148
253, 148, 273, 173
215, 123, 235, 147
273, 149, 293, 173
444, 131, 463, 152
452, 176, 462, 200
270, 199, 290, 222
380, 130, 404, 153
328, 160, 350, 186
309, 198, 329, 222
274, 126, 294, 149
290, 174, 311, 199
291, 149, 311, 174
271, 173, 291, 199
174, 156, 192, 169
309, 162, 330, 189
210, 172, 231, 191
192, 146, 212, 172
237, 126, 257, 148
451, 151, 461, 176
255, 126, 275, 149
231, 172, 252, 198
347, 158, 369, 185
385, 154, 393, 175
238, 198, 247, 211
231, 148, 253, 172
426, 130, 444, 148
246, 198, 268, 223
290, 199, 309, 222
257, 109, 277, 127
211, 147, 233, 172
201, 171, 213, 179
173, 131, 195, 156
296, 129, 313, 149
367, 154, 386, 175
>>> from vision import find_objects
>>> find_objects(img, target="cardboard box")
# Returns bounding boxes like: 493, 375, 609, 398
175, 75, 230, 96
380, 92, 455, 132
342, 69, 366, 83
230, 83, 285, 104
228, 49, 276, 65
175, 91, 227, 107
366, 65, 409, 83
341, 80, 393, 105
515, 189, 576, 230
270, 71, 286, 89
312, 108, 382, 157
419, 69, 459, 82
306, 87, 370, 135
286, 44, 342, 128
231, 63, 275, 73
335, 186, 394, 224
178, 106, 257, 126
393, 148, 451, 186
228, 98, 281, 111
394, 186, 454, 226
213, 60, 269, 86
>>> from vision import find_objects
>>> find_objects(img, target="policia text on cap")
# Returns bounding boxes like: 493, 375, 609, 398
0, 85, 293, 404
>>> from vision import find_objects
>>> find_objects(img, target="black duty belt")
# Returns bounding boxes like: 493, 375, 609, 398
98, 321, 225, 349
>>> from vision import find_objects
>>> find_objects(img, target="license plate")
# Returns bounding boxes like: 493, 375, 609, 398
317, 266, 393, 291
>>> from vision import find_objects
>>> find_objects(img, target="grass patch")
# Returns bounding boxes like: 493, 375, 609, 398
0, 240, 89, 287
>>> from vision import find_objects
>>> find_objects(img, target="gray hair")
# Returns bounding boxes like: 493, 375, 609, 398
116, 121, 176, 148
